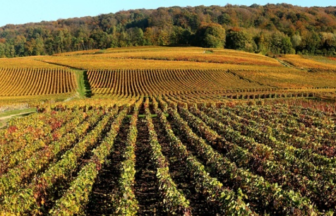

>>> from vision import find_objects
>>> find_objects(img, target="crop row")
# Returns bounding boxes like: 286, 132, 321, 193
87, 69, 263, 96
0, 68, 76, 96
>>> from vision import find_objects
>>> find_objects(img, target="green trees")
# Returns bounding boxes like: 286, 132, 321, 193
291, 34, 302, 53
33, 36, 45, 55
320, 32, 336, 55
1, 4, 336, 57
301, 31, 321, 54
0, 43, 5, 57
218, 13, 232, 25
128, 27, 144, 46
226, 28, 246, 50
269, 32, 294, 54
226, 28, 256, 52
14, 36, 26, 56
195, 23, 226, 48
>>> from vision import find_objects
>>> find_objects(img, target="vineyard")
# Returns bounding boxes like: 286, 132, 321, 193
0, 68, 77, 97
0, 46, 336, 214
87, 69, 264, 96
0, 47, 334, 101
0, 97, 335, 215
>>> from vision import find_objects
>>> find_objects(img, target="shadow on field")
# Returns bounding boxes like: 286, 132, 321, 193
83, 71, 92, 97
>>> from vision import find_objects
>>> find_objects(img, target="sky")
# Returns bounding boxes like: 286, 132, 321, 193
0, 0, 335, 27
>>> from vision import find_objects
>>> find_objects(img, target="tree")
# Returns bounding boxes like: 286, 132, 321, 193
301, 31, 321, 54
144, 27, 158, 45
291, 34, 302, 52
218, 13, 232, 25
2, 4, 336, 57
33, 36, 45, 55
14, 35, 26, 56
171, 26, 192, 45
158, 28, 170, 46
226, 28, 248, 50
90, 29, 110, 49
281, 36, 294, 54
195, 23, 226, 48
126, 27, 144, 46
321, 32, 336, 54
269, 32, 293, 54
255, 32, 268, 53
0, 43, 5, 57
24, 39, 35, 56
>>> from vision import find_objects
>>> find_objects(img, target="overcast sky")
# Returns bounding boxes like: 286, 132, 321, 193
1, 0, 335, 27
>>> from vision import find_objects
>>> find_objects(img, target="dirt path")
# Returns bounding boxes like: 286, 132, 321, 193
151, 109, 215, 215
0, 111, 36, 128
0, 111, 34, 121
165, 112, 221, 215
274, 57, 308, 71
64, 92, 80, 102
134, 114, 164, 215
226, 69, 277, 88
86, 117, 130, 215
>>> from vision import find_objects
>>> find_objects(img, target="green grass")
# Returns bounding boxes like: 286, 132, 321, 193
73, 69, 92, 98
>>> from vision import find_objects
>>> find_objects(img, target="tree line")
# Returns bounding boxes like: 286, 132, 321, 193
1, 3, 336, 57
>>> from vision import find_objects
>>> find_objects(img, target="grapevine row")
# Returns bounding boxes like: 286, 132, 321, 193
144, 98, 190, 214
169, 105, 320, 215
49, 107, 129, 215
87, 69, 263, 96
0, 110, 80, 173
0, 68, 76, 96
154, 104, 254, 215
0, 109, 113, 214
187, 105, 336, 211
114, 98, 143, 215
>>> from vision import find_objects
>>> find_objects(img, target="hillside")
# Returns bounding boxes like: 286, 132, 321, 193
1, 4, 336, 58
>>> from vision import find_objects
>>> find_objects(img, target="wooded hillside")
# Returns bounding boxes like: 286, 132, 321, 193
1, 4, 336, 57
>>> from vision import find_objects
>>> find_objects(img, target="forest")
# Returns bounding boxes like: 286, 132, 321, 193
1, 3, 336, 57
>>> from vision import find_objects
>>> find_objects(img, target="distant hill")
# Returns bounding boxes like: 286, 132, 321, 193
1, 4, 336, 57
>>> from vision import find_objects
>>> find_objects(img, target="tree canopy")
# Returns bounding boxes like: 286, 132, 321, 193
195, 23, 226, 48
